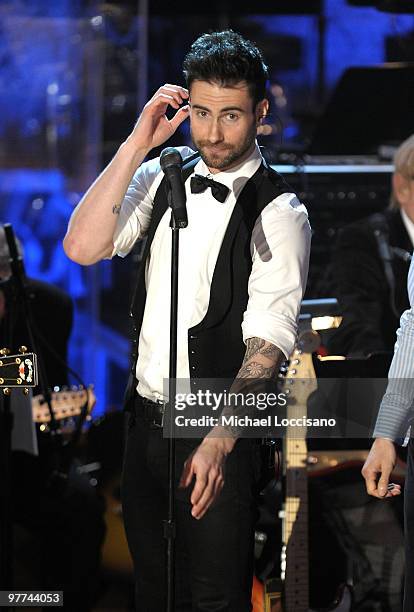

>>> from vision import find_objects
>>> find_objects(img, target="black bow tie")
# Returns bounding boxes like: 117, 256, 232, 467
190, 174, 230, 203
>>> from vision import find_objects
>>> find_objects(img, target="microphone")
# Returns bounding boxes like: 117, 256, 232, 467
369, 213, 400, 319
370, 213, 393, 262
160, 147, 188, 228
392, 247, 412, 264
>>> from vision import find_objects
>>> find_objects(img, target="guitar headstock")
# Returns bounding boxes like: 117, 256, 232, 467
0, 347, 38, 394
32, 385, 96, 423
283, 328, 319, 406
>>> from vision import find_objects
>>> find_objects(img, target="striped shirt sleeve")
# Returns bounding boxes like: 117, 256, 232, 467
373, 254, 414, 442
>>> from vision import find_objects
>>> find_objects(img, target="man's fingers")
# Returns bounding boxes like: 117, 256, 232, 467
162, 84, 189, 98
191, 473, 223, 519
388, 483, 402, 496
377, 469, 392, 497
364, 471, 380, 496
169, 105, 190, 131
152, 92, 180, 110
190, 473, 208, 507
153, 85, 188, 109
179, 459, 194, 488
161, 85, 189, 103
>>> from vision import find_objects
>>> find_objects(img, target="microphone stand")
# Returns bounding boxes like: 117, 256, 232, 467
164, 171, 188, 612
0, 279, 14, 595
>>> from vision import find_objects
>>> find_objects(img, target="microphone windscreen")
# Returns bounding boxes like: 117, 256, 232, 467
370, 213, 389, 234
160, 147, 183, 171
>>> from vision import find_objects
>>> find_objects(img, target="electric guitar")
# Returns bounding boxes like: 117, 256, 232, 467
0, 347, 37, 391
281, 332, 352, 612
253, 328, 352, 612
32, 387, 96, 424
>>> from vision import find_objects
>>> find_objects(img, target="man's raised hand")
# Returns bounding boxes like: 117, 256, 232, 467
131, 84, 189, 153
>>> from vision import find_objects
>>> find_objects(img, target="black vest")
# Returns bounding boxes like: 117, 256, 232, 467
123, 152, 293, 410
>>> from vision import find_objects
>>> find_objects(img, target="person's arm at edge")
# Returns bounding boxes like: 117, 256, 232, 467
362, 305, 414, 498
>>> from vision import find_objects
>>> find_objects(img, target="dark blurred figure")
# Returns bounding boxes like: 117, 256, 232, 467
328, 135, 414, 357
0, 226, 106, 611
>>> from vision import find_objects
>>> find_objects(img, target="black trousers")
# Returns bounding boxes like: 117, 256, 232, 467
120, 402, 261, 612
404, 439, 414, 612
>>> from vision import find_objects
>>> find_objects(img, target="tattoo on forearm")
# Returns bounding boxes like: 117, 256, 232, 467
243, 338, 266, 362
243, 337, 283, 364
112, 204, 121, 215
238, 360, 276, 379
239, 337, 284, 379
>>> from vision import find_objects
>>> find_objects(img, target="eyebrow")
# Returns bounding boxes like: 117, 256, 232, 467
190, 103, 246, 113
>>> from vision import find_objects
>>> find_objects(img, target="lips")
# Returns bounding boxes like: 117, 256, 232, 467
204, 145, 231, 153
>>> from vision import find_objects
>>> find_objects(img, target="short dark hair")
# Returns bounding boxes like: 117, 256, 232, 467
183, 30, 269, 107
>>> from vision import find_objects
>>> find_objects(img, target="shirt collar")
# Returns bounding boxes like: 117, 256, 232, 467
193, 142, 263, 198
401, 209, 414, 248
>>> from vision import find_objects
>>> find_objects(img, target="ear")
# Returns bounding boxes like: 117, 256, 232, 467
393, 172, 410, 206
255, 99, 269, 124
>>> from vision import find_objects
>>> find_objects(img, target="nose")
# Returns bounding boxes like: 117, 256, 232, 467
207, 118, 224, 144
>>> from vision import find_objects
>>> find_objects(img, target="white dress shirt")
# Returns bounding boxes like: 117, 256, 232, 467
112, 144, 311, 402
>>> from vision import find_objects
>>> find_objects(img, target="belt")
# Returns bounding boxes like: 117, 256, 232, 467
134, 394, 166, 428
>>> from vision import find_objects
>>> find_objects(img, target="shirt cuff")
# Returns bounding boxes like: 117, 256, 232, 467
242, 311, 297, 359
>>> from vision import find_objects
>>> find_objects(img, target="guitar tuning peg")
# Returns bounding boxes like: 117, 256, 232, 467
0, 348, 10, 356
18, 346, 28, 354
3, 388, 10, 395
23, 388, 29, 395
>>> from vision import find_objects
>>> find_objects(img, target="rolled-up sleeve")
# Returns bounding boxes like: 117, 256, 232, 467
242, 192, 312, 358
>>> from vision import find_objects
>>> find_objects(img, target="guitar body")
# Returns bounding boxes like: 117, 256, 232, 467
252, 579, 351, 612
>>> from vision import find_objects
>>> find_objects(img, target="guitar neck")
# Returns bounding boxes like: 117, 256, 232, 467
283, 423, 309, 612
281, 346, 317, 612
32, 387, 95, 423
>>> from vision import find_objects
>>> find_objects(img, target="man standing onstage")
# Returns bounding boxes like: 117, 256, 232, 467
64, 31, 311, 611
328, 134, 414, 357
362, 253, 414, 612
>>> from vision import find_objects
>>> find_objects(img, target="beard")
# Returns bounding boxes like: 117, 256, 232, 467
191, 122, 257, 172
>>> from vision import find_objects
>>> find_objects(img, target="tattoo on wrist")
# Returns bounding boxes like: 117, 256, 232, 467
112, 204, 121, 215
